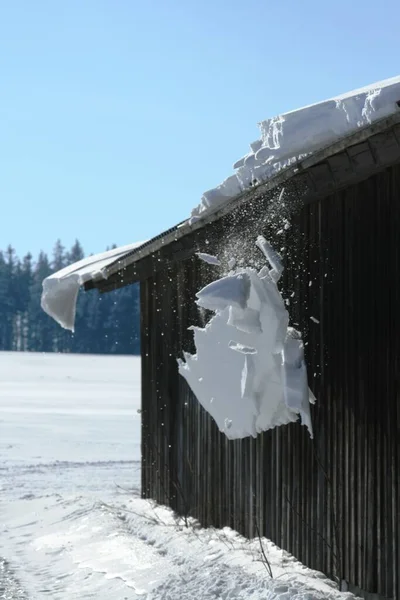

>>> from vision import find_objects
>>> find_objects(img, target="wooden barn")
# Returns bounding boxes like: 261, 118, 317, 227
43, 82, 400, 600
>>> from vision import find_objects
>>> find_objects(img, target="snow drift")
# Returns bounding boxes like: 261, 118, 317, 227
1, 352, 350, 600
190, 76, 400, 221
178, 237, 315, 439
41, 241, 145, 332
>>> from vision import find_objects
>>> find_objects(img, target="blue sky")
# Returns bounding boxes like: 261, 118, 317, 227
1, 0, 399, 260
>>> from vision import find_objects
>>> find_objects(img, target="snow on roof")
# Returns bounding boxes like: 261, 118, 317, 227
41, 76, 400, 332
41, 241, 146, 332
190, 76, 400, 222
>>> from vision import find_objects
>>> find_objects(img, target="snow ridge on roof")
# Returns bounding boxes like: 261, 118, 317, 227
190, 76, 400, 222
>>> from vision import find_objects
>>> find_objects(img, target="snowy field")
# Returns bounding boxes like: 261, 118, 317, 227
0, 352, 355, 600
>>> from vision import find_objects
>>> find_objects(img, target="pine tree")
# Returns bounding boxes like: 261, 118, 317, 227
0, 246, 17, 350
66, 240, 84, 265
0, 240, 141, 356
0, 251, 9, 349
105, 285, 140, 354
52, 239, 66, 272
48, 240, 67, 351
18, 254, 33, 350
28, 251, 54, 352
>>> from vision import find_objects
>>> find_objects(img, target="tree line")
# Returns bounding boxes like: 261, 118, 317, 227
0, 239, 140, 355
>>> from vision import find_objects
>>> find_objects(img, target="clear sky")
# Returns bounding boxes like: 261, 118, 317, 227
1, 0, 399, 259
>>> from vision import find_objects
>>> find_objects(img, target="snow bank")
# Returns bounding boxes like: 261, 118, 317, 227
178, 237, 314, 439
190, 76, 400, 221
41, 242, 145, 332
2, 494, 357, 600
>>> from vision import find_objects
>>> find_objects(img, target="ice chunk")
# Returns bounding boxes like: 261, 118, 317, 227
196, 273, 251, 312
179, 237, 315, 439
178, 309, 259, 438
196, 252, 221, 266
256, 235, 284, 282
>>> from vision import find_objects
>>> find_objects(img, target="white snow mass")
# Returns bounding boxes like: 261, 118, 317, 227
190, 76, 400, 221
41, 241, 145, 332
196, 252, 221, 266
178, 237, 315, 439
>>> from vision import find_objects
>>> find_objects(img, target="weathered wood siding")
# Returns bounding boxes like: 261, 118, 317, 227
140, 164, 400, 600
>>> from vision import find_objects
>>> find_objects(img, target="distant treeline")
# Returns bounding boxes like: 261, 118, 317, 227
0, 240, 140, 355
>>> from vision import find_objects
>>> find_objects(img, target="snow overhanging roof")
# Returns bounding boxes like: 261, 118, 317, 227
89, 117, 400, 292
82, 76, 400, 291
41, 241, 146, 331
43, 76, 400, 305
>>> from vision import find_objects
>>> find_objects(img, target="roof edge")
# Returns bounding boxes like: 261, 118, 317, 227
97, 111, 400, 283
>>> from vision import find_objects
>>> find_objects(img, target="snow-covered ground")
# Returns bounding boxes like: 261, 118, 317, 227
0, 352, 355, 600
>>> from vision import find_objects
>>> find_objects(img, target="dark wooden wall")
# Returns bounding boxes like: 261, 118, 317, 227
140, 164, 400, 600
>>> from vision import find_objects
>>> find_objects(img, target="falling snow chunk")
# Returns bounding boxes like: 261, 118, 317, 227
256, 235, 284, 282
196, 273, 251, 312
178, 236, 315, 440
189, 76, 400, 222
41, 241, 146, 331
196, 252, 221, 266
310, 316, 320, 324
